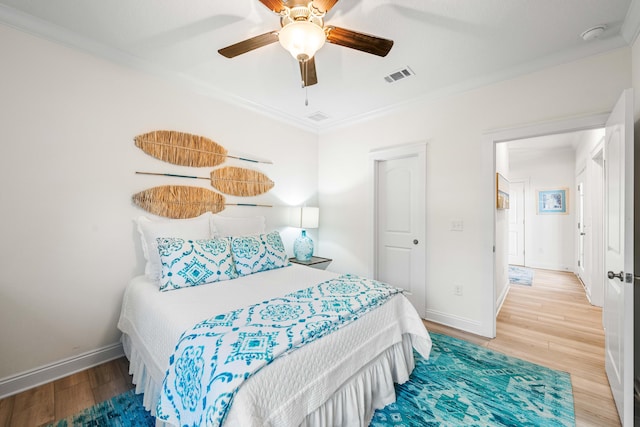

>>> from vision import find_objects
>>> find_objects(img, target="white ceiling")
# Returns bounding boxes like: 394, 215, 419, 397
1, 0, 638, 132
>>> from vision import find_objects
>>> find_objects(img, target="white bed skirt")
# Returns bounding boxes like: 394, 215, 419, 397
122, 333, 417, 427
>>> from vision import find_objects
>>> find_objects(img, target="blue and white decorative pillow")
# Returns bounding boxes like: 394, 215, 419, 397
229, 231, 289, 276
156, 237, 238, 292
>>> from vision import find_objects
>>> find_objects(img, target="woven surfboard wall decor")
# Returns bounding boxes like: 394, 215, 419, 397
132, 185, 225, 219
134, 130, 272, 167
135, 166, 274, 197
132, 130, 274, 218
210, 166, 274, 196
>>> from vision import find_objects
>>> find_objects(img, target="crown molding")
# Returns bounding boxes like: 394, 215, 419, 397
317, 39, 628, 134
0, 3, 635, 136
622, 0, 640, 44
0, 4, 320, 134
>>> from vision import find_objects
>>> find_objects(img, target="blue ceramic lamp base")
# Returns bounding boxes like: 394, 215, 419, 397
294, 229, 314, 261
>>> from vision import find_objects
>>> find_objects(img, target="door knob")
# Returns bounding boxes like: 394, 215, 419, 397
607, 271, 624, 281
413, 239, 419, 245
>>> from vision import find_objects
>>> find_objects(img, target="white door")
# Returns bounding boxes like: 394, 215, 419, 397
603, 88, 634, 425
372, 144, 426, 317
508, 181, 525, 266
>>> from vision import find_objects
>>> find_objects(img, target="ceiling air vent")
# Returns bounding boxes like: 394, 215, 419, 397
384, 66, 415, 83
307, 111, 330, 122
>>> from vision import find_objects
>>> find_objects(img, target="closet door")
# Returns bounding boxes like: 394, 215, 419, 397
371, 143, 426, 317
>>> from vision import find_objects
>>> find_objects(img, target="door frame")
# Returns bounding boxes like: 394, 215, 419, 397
482, 113, 609, 338
589, 140, 605, 307
369, 142, 427, 314
576, 167, 587, 283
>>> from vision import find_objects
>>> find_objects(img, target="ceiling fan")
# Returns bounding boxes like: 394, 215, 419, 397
218, 0, 394, 88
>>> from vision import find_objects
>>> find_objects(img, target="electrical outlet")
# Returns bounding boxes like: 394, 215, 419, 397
454, 284, 463, 296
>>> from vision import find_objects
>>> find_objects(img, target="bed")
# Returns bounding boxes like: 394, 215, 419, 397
117, 214, 432, 426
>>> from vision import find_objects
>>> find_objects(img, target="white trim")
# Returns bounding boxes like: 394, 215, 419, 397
622, 0, 640, 45
482, 113, 609, 341
496, 282, 511, 315
424, 309, 483, 336
0, 4, 630, 134
317, 45, 628, 133
484, 113, 610, 143
0, 342, 124, 399
0, 4, 317, 134
524, 262, 573, 272
369, 141, 428, 160
480, 134, 497, 338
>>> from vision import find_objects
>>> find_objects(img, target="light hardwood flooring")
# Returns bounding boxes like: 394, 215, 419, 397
0, 357, 134, 426
0, 268, 620, 426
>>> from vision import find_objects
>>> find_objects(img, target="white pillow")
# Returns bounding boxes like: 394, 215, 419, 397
212, 215, 266, 237
157, 237, 238, 291
136, 212, 214, 283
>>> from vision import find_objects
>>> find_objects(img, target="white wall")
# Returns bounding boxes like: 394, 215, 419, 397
318, 48, 631, 337
510, 148, 576, 271
0, 23, 319, 384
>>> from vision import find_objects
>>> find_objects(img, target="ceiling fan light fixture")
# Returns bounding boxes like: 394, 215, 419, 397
279, 21, 326, 61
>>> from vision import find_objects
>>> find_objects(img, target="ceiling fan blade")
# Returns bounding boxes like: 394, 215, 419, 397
258, 0, 286, 13
326, 26, 394, 57
218, 31, 279, 58
311, 0, 339, 13
299, 57, 318, 87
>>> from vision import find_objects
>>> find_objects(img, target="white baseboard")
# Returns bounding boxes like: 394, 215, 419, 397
496, 281, 511, 316
0, 342, 124, 399
526, 262, 572, 272
424, 309, 489, 337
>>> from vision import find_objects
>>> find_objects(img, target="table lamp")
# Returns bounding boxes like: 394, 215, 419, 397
293, 207, 319, 261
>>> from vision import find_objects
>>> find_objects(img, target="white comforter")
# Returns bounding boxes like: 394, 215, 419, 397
117, 264, 431, 426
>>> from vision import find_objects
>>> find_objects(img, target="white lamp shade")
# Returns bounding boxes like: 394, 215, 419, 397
301, 207, 319, 228
291, 206, 319, 229
278, 21, 326, 60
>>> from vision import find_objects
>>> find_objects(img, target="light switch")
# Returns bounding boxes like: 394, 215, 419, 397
451, 219, 464, 231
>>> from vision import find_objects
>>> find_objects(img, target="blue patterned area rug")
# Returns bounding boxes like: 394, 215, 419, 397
372, 333, 575, 426
45, 390, 153, 427
47, 334, 574, 427
509, 265, 534, 286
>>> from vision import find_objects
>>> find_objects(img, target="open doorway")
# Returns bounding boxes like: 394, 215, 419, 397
497, 128, 605, 308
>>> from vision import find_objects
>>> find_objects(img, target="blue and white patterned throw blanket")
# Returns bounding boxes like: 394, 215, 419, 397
157, 274, 402, 427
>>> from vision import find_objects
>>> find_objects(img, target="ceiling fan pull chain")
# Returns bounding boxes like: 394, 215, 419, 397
301, 58, 309, 106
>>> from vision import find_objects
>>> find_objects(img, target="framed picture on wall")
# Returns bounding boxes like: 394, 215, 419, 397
537, 188, 569, 214
496, 173, 509, 209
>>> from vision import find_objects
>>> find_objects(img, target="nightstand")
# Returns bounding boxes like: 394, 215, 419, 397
289, 256, 332, 270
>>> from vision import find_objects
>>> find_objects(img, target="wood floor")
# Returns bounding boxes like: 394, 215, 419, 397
0, 268, 620, 426
0, 357, 134, 426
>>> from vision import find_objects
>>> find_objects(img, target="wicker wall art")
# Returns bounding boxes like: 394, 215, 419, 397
132, 185, 271, 219
132, 185, 225, 219
136, 166, 274, 197
133, 130, 274, 218
134, 130, 272, 167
